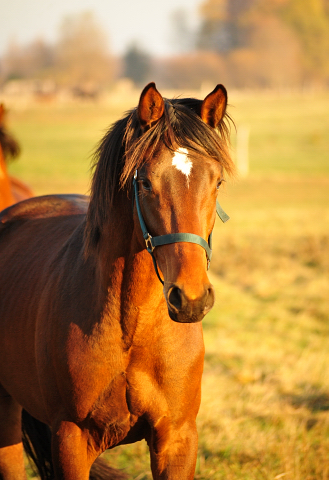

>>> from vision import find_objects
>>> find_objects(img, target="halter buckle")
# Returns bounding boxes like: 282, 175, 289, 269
145, 234, 155, 253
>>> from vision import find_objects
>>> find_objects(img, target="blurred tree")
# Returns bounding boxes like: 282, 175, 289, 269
25, 39, 55, 77
197, 0, 254, 52
1, 40, 26, 80
55, 11, 115, 87
1, 38, 54, 81
227, 16, 302, 88
280, 0, 329, 83
196, 0, 329, 87
170, 9, 195, 53
152, 51, 228, 90
122, 44, 151, 86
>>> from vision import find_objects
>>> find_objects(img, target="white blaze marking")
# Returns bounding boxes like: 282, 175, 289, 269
172, 148, 192, 182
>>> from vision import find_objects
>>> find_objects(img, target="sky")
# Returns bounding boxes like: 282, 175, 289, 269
1, 0, 202, 57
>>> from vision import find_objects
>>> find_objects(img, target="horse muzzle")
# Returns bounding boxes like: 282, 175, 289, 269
164, 282, 215, 323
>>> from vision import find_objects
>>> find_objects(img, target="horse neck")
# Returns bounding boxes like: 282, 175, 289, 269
89, 191, 165, 343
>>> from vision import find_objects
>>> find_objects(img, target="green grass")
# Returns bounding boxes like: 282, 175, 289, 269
6, 102, 121, 194
2, 90, 328, 479
229, 91, 329, 176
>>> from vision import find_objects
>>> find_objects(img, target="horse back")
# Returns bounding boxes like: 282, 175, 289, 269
0, 194, 89, 282
0, 194, 89, 224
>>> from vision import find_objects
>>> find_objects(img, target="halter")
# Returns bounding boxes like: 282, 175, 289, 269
133, 170, 229, 285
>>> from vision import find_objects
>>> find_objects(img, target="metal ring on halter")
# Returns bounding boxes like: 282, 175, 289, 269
145, 234, 155, 253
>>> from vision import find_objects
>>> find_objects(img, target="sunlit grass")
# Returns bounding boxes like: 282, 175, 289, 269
229, 91, 329, 176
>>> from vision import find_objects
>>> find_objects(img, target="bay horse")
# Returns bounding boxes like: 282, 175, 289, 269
0, 83, 234, 480
0, 104, 34, 211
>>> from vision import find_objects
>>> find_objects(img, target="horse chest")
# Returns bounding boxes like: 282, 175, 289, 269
124, 332, 205, 426
47, 311, 204, 448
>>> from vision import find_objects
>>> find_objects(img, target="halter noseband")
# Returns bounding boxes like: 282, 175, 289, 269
133, 170, 229, 285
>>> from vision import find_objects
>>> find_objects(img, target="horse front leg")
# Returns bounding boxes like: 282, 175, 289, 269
51, 420, 97, 480
148, 419, 198, 480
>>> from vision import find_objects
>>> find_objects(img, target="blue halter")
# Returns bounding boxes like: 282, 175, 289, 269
133, 170, 229, 284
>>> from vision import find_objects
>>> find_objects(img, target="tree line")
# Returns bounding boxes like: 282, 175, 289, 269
1, 0, 329, 92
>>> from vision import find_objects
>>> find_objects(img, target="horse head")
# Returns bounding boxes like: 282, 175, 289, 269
133, 83, 232, 323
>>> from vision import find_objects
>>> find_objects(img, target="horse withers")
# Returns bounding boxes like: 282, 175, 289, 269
0, 83, 234, 480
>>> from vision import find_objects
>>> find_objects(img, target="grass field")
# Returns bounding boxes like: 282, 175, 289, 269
2, 88, 329, 479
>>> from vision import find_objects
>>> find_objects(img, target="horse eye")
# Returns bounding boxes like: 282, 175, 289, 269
141, 179, 152, 191
216, 180, 223, 190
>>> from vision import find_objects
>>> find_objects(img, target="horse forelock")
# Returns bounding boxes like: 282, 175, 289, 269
85, 98, 235, 253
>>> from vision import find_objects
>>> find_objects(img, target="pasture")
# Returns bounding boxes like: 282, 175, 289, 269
3, 89, 329, 479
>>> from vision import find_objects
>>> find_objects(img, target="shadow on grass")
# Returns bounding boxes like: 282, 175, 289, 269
282, 391, 329, 412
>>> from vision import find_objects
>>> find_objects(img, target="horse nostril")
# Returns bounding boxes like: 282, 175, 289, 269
168, 286, 183, 311
205, 285, 215, 312
166, 283, 215, 322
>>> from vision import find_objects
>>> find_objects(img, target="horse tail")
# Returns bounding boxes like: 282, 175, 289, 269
21, 409, 128, 480
21, 409, 53, 480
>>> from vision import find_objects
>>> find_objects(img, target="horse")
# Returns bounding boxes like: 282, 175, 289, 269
0, 82, 235, 480
0, 104, 34, 211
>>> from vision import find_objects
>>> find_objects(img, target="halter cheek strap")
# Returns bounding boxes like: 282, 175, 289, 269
133, 170, 229, 284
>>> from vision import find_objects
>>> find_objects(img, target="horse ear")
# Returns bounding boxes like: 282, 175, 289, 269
138, 82, 165, 131
201, 84, 227, 128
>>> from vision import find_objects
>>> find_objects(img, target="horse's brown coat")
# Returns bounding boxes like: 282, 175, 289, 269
0, 84, 234, 480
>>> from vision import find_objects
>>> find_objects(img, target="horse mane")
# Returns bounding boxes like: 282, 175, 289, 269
85, 97, 235, 252
0, 124, 20, 162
